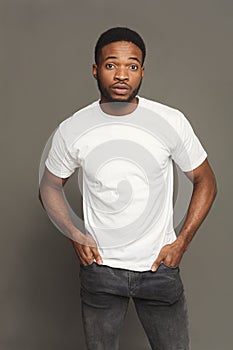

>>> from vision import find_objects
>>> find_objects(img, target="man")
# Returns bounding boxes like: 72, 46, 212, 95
39, 27, 217, 350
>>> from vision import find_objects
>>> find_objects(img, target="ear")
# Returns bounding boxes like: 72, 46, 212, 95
92, 64, 98, 79
141, 66, 145, 78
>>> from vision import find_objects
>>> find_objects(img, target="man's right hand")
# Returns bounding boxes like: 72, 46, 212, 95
70, 232, 103, 266
39, 168, 103, 266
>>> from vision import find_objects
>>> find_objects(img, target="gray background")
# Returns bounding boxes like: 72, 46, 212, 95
1, 0, 232, 349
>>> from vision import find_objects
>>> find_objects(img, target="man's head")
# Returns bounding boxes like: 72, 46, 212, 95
93, 27, 146, 104
94, 27, 146, 66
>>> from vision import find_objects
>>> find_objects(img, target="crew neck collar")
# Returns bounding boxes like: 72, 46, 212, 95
96, 96, 141, 120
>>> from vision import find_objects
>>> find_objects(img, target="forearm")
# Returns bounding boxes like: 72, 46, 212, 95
176, 175, 217, 250
40, 184, 75, 235
39, 170, 102, 265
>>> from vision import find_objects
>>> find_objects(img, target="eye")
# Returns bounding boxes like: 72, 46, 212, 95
106, 63, 114, 69
130, 64, 138, 70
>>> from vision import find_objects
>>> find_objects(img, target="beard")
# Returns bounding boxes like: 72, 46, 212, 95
96, 74, 143, 103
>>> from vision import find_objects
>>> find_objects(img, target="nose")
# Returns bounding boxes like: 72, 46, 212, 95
114, 66, 129, 81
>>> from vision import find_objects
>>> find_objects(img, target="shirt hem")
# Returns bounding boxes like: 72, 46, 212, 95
94, 259, 153, 272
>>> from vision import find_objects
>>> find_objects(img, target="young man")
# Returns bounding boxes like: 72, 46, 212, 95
39, 27, 217, 350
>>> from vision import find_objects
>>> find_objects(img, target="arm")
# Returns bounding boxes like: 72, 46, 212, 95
39, 168, 103, 266
151, 159, 217, 271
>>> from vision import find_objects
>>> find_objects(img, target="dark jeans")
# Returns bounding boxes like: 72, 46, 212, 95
79, 262, 190, 350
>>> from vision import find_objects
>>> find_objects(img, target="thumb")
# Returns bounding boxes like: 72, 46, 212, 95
151, 253, 164, 272
91, 247, 103, 265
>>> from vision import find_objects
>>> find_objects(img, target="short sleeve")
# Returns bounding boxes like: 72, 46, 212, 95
45, 126, 80, 178
171, 112, 207, 172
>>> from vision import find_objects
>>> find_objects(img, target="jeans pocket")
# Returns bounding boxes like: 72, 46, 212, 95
161, 262, 179, 270
153, 263, 184, 304
79, 261, 95, 279
80, 261, 95, 268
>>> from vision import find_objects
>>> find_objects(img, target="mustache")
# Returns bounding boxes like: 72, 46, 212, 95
111, 82, 130, 88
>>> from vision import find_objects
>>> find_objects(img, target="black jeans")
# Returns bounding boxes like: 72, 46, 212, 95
79, 262, 190, 350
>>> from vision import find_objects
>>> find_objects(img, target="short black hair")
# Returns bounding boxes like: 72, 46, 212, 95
94, 27, 146, 66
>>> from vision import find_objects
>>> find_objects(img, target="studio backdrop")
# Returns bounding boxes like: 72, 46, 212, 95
1, 1, 232, 349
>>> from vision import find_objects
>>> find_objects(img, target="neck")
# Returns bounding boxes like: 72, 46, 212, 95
99, 96, 139, 116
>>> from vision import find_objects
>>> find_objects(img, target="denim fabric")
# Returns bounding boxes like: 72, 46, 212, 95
79, 262, 190, 350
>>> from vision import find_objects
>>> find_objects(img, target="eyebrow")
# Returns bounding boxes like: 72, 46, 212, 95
103, 56, 141, 64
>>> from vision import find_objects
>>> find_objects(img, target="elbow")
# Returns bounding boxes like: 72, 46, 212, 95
38, 190, 42, 203
38, 190, 45, 209
206, 171, 217, 205
212, 176, 218, 200
194, 171, 218, 203
206, 165, 218, 202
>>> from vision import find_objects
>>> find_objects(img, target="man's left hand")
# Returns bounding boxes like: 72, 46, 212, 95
150, 239, 186, 272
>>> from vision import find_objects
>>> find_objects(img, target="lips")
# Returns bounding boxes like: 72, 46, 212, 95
111, 83, 130, 95
112, 83, 129, 90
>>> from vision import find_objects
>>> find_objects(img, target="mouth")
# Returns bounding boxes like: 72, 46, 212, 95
111, 84, 130, 95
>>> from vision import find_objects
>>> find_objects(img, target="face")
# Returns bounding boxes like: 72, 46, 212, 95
93, 41, 145, 104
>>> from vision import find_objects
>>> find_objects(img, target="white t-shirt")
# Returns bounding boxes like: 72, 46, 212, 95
45, 96, 207, 271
